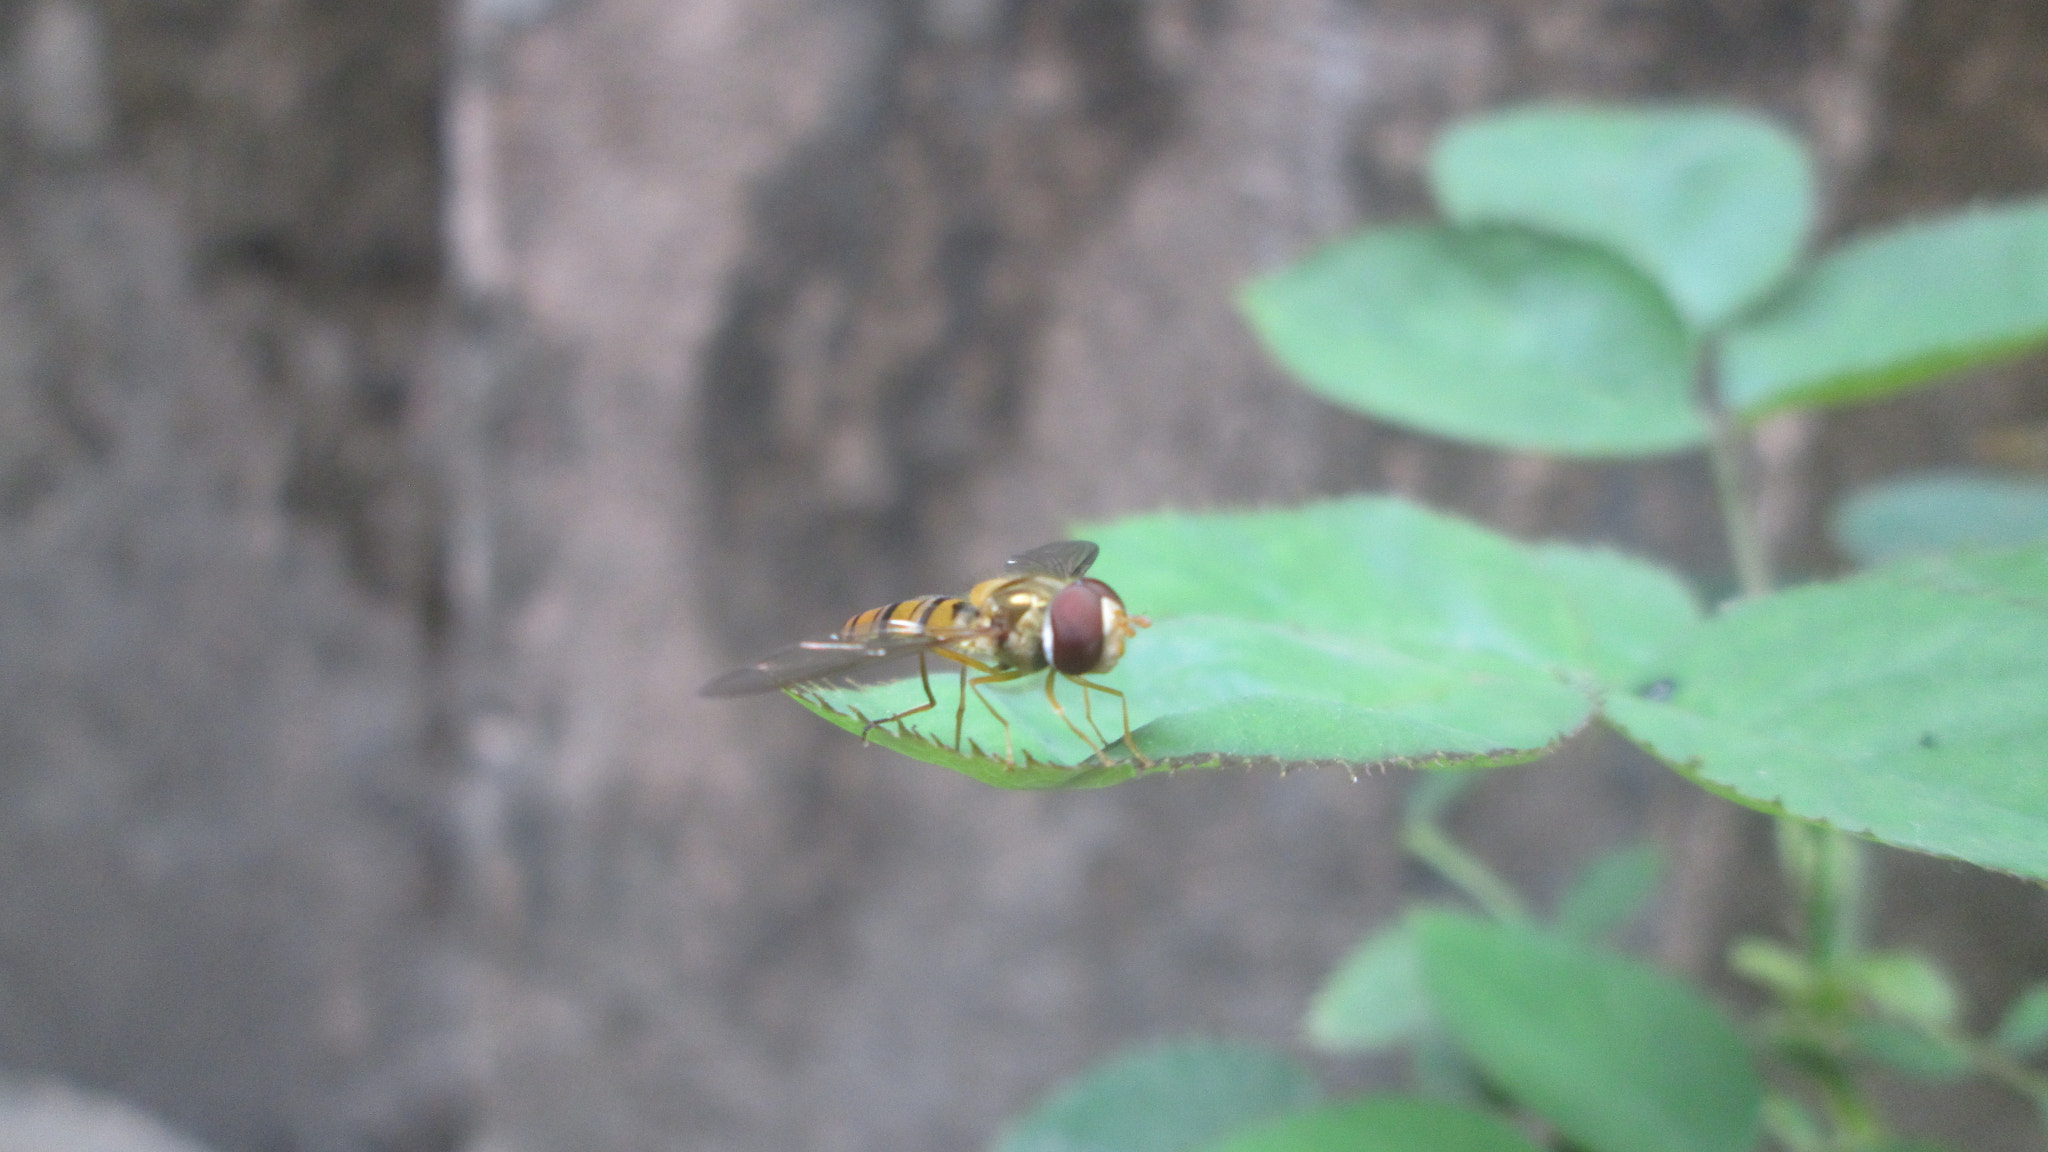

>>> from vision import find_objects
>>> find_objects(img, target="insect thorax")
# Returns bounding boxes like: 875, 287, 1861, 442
969, 573, 1064, 672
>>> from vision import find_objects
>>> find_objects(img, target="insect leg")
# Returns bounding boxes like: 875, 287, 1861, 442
1068, 675, 1149, 768
952, 662, 969, 751
967, 668, 1032, 766
1071, 675, 1114, 752
1041, 670, 1112, 767
932, 648, 1004, 754
860, 651, 940, 742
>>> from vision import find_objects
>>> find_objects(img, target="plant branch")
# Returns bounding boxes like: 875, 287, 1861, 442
1401, 819, 1530, 924
1708, 408, 1774, 599
1813, 1062, 1886, 1149
1703, 345, 1889, 1152
1702, 342, 1773, 599
1966, 1038, 2048, 1115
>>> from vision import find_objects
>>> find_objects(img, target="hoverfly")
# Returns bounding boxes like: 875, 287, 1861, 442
700, 541, 1150, 767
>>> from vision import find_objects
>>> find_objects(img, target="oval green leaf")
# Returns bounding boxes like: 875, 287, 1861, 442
1416, 913, 1762, 1152
791, 615, 1595, 787
1721, 200, 2048, 418
992, 1041, 1320, 1152
1106, 621, 1595, 766
1833, 470, 2048, 565
1196, 1096, 1542, 1152
1729, 938, 1817, 1000
1090, 498, 1701, 686
1304, 910, 1432, 1053
1554, 842, 1664, 939
1844, 1018, 1973, 1082
1606, 547, 2048, 881
801, 497, 1700, 785
1240, 224, 1705, 456
1433, 104, 1815, 330
1763, 1094, 1825, 1152
1993, 983, 2048, 1058
1854, 952, 1960, 1029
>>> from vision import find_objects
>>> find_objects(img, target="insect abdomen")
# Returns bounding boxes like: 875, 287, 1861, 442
838, 595, 972, 640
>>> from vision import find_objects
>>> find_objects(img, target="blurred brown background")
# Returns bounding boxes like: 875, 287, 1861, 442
0, 0, 2043, 1149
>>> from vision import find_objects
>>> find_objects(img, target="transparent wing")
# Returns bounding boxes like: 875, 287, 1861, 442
699, 627, 977, 697
1005, 539, 1098, 580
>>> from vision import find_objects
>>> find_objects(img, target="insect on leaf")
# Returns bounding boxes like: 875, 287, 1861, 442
799, 498, 1701, 786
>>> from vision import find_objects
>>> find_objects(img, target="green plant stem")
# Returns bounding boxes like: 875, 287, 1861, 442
1967, 1038, 2048, 1110
1779, 819, 1865, 965
1813, 1065, 1886, 1150
1708, 407, 1774, 600
1401, 819, 1530, 923
1701, 341, 1773, 600
1705, 350, 1886, 1151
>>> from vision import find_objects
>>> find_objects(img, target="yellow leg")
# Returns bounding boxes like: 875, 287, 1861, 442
952, 662, 969, 751
863, 652, 939, 742
1068, 675, 1149, 767
968, 668, 1032, 766
1072, 675, 1113, 751
1042, 671, 1116, 767
933, 649, 1005, 755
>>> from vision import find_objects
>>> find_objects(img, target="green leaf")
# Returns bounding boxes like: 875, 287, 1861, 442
1090, 498, 1700, 687
1410, 1032, 1489, 1106
1727, 937, 1816, 999
793, 617, 1592, 785
1854, 952, 1959, 1029
1762, 1094, 1825, 1152
1554, 842, 1664, 939
1605, 547, 2048, 881
1417, 913, 1762, 1152
1433, 104, 1814, 330
992, 1041, 1320, 1152
1195, 1096, 1542, 1152
801, 497, 1701, 784
790, 678, 1143, 791
1721, 199, 2048, 418
1100, 624, 1595, 766
1240, 224, 1706, 456
1844, 1018, 1972, 1082
1305, 912, 1430, 1052
1992, 982, 2048, 1058
1833, 470, 2048, 565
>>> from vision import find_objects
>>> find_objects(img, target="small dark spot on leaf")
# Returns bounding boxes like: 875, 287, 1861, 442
1640, 678, 1676, 701
1920, 732, 1938, 749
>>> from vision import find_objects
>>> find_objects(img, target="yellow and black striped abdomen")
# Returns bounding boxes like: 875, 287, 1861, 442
838, 595, 977, 641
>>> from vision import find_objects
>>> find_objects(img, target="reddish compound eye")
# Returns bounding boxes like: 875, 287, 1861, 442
1045, 579, 1108, 675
